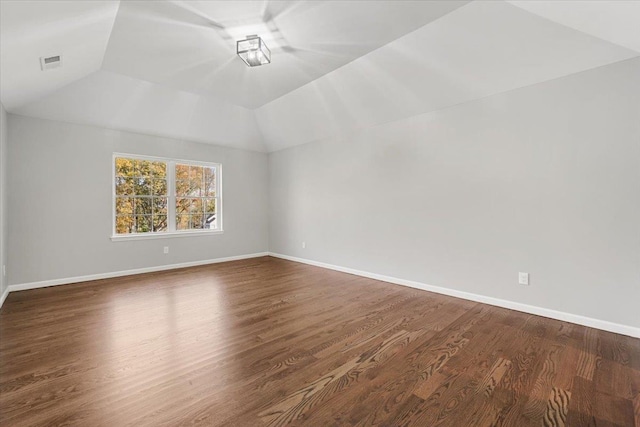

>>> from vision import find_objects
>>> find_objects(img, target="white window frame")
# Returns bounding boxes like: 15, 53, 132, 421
111, 153, 223, 241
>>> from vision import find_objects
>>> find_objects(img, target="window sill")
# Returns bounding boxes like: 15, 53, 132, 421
111, 230, 224, 241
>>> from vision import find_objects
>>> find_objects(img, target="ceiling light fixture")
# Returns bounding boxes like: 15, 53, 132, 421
237, 35, 271, 67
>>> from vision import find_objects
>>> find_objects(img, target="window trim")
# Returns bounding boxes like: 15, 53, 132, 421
111, 153, 223, 241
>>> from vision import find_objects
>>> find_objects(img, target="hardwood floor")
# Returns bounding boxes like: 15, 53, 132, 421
1, 256, 638, 426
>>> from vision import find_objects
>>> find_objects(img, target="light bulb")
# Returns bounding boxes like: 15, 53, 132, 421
247, 50, 261, 66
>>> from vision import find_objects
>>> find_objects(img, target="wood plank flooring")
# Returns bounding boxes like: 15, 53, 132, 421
0, 256, 638, 426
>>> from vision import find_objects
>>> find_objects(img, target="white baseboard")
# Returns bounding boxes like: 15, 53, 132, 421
0, 286, 8, 309
268, 252, 640, 339
3, 251, 637, 338
4, 252, 269, 297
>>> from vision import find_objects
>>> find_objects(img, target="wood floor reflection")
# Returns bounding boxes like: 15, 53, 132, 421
1, 256, 638, 426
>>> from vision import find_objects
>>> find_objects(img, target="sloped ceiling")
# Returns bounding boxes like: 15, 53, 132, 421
0, 1, 119, 110
10, 70, 266, 152
255, 0, 639, 151
101, 0, 469, 109
1, 0, 638, 152
508, 1, 640, 53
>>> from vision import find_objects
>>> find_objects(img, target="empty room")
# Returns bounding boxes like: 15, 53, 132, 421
0, 0, 639, 426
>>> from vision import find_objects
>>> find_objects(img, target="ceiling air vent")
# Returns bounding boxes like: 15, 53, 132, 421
40, 55, 62, 71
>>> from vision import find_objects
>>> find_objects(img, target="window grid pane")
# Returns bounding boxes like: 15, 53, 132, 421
115, 157, 220, 235
174, 196, 217, 230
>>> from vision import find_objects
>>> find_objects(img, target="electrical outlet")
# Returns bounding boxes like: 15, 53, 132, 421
518, 272, 529, 286
302, 241, 306, 249
163, 246, 169, 254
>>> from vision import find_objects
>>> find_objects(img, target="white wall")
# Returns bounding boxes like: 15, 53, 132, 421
7, 115, 268, 286
269, 58, 640, 329
0, 103, 7, 299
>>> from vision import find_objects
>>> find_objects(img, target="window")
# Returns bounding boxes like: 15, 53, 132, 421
175, 163, 218, 231
114, 158, 168, 234
113, 154, 222, 239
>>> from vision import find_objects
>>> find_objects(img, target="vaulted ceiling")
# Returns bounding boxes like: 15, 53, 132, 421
1, 0, 639, 152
